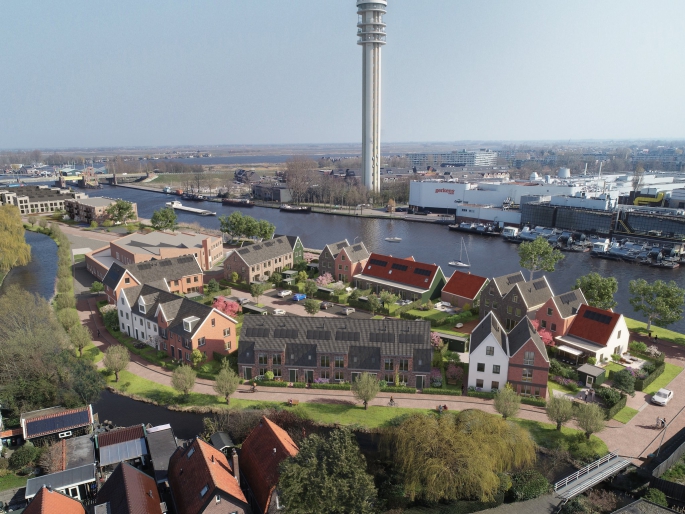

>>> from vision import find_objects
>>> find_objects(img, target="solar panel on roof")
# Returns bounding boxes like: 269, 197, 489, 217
370, 332, 395, 343
264, 242, 274, 247
252, 245, 262, 251
507, 274, 525, 285
369, 258, 388, 267
336, 242, 347, 249
352, 244, 363, 252
159, 261, 172, 267
245, 327, 270, 337
413, 268, 431, 276
391, 263, 408, 271
137, 263, 152, 270
26, 409, 90, 438
336, 331, 361, 341
307, 330, 331, 340
237, 248, 251, 254
274, 328, 298, 338
177, 256, 194, 263
398, 333, 423, 344
533, 280, 547, 291
583, 310, 612, 324
559, 292, 578, 304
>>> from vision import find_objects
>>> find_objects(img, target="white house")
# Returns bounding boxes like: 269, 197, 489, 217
467, 313, 510, 392
118, 285, 164, 347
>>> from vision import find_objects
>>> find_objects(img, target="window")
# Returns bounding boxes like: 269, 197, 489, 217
489, 288, 494, 296
476, 379, 484, 388
540, 320, 547, 328
334, 370, 344, 381
547, 307, 553, 316
120, 309, 123, 317
522, 368, 533, 382
139, 303, 146, 314
273, 354, 282, 365
258, 354, 268, 365
485, 299, 490, 307
493, 365, 500, 374
515, 308, 521, 316
384, 374, 394, 383
198, 337, 206, 347
507, 305, 512, 314
321, 369, 330, 380
512, 295, 518, 303
506, 319, 515, 330
338, 264, 342, 270
186, 278, 191, 284
523, 351, 535, 365
125, 313, 129, 319
399, 359, 408, 371
617, 330, 622, 339
124, 277, 130, 284
200, 484, 209, 497
477, 363, 485, 372
492, 302, 498, 309
216, 494, 221, 504
259, 368, 268, 376
194, 276, 199, 282
223, 327, 231, 337
211, 318, 215, 327
521, 384, 532, 396
320, 355, 330, 367
486, 346, 494, 356
140, 318, 143, 326
334, 356, 344, 368
551, 323, 557, 332
384, 358, 394, 370
341, 254, 346, 261
273, 368, 282, 378
491, 381, 500, 390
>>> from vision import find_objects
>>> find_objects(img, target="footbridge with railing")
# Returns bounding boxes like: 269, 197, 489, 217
554, 451, 631, 502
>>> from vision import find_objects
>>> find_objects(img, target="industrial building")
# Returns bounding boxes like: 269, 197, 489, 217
407, 149, 498, 169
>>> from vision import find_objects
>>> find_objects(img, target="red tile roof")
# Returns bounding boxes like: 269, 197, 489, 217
566, 304, 622, 346
24, 486, 86, 514
240, 417, 299, 514
358, 253, 441, 291
168, 438, 246, 514
0, 427, 22, 438
97, 425, 145, 447
442, 271, 488, 300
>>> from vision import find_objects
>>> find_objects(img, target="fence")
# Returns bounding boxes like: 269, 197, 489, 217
651, 477, 685, 502
636, 363, 666, 391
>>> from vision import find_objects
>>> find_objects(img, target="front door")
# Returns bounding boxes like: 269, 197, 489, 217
289, 369, 297, 383
135, 329, 139, 339
586, 375, 594, 388
127, 325, 130, 336
305, 370, 314, 383
244, 367, 252, 381
416, 376, 425, 390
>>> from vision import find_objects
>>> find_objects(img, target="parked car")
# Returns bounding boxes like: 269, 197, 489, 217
237, 298, 250, 305
273, 309, 286, 316
343, 307, 355, 315
652, 388, 674, 406
277, 289, 292, 298
320, 301, 333, 310
292, 293, 307, 301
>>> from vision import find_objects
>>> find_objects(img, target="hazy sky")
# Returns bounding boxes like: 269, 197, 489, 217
1, 1, 684, 149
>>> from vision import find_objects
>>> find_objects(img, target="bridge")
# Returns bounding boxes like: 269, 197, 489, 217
554, 451, 631, 502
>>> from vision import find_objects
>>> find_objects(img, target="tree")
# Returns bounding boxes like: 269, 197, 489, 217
103, 345, 129, 382
351, 372, 380, 409
90, 281, 104, 293
250, 282, 267, 304
270, 272, 283, 286
304, 279, 318, 297
172, 365, 197, 399
69, 324, 91, 358
256, 219, 275, 240
303, 299, 320, 315
206, 279, 220, 294
575, 403, 605, 439
90, 220, 98, 228
105, 199, 136, 224
150, 207, 178, 231
632, 163, 645, 192
388, 411, 535, 502
546, 396, 574, 430
39, 442, 63, 473
379, 290, 399, 308
39, 218, 48, 229
0, 205, 31, 273
494, 384, 521, 419
279, 429, 377, 514
213, 365, 240, 404
285, 155, 317, 204
574, 273, 618, 311
629, 279, 685, 330
612, 369, 636, 394
296, 271, 308, 284
518, 236, 564, 280
213, 297, 241, 317
28, 215, 37, 227
230, 271, 239, 284
9, 442, 38, 470
315, 272, 333, 287
191, 349, 205, 368
218, 211, 246, 242
57, 308, 81, 332
366, 293, 381, 315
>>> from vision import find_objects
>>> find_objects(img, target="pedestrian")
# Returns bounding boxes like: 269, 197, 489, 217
655, 335, 659, 343
97, 329, 101, 337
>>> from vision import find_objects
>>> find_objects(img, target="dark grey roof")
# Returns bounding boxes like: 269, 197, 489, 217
283, 235, 301, 250
25, 463, 96, 499
124, 284, 179, 323
104, 255, 202, 292
508, 318, 547, 361
513, 276, 554, 309
324, 240, 350, 258
348, 345, 381, 370
146, 424, 178, 484
103, 262, 128, 289
470, 312, 507, 354
65, 434, 96, 470
552, 289, 586, 318
209, 432, 234, 452
492, 272, 525, 296
577, 364, 605, 377
239, 317, 431, 368
232, 236, 295, 266
413, 348, 432, 372
342, 241, 371, 262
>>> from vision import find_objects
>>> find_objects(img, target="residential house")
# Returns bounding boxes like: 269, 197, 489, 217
103, 255, 204, 304
468, 312, 550, 398
440, 270, 488, 309
168, 438, 249, 514
24, 486, 86, 514
64, 196, 139, 225
480, 272, 554, 330
117, 284, 238, 359
146, 424, 179, 485
95, 425, 149, 470
25, 463, 97, 502
21, 405, 94, 442
252, 183, 292, 203
223, 235, 303, 284
240, 417, 299, 514
95, 462, 166, 514
86, 230, 223, 280
534, 289, 586, 339
353, 253, 446, 302
235, 169, 261, 184
318, 239, 371, 283
555, 304, 630, 363
238, 316, 433, 389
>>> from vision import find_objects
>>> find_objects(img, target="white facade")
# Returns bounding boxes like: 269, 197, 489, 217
467, 318, 510, 393
117, 293, 159, 347
408, 150, 498, 169
357, 0, 386, 193
557, 315, 629, 363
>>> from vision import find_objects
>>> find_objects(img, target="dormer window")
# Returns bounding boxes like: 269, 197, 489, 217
187, 448, 195, 458
183, 316, 200, 333
139, 300, 146, 314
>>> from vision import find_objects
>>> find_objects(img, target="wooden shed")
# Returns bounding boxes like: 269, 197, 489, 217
577, 364, 606, 388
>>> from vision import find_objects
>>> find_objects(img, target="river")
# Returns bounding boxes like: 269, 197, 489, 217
0, 230, 58, 300
80, 184, 685, 333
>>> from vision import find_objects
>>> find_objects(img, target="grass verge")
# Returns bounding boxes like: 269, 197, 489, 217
547, 380, 577, 395
644, 363, 684, 395
613, 407, 640, 424
513, 418, 609, 460
81, 341, 104, 364
0, 472, 29, 492
74, 254, 86, 263
626, 318, 685, 346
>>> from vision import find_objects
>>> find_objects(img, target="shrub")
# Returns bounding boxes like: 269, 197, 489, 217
9, 443, 38, 469
54, 293, 76, 310
509, 470, 551, 501
612, 369, 636, 394
90, 220, 98, 228
610, 354, 621, 362
0, 458, 8, 470
429, 367, 443, 388
446, 363, 463, 383
586, 489, 618, 513
264, 370, 274, 381
644, 488, 668, 507
643, 362, 657, 375
549, 359, 579, 381
595, 387, 622, 408
206, 279, 220, 294
630, 341, 648, 354
587, 357, 596, 365
552, 375, 580, 393
102, 219, 114, 227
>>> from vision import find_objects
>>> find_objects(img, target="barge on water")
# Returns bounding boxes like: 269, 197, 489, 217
165, 201, 216, 216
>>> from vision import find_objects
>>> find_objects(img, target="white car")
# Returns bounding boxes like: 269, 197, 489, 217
273, 309, 286, 316
652, 388, 674, 406
277, 290, 292, 298
343, 307, 355, 316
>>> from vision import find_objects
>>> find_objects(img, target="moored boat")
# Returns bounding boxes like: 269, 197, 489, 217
280, 204, 312, 213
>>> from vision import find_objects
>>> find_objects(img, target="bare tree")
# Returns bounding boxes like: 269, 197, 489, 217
285, 155, 317, 204
632, 163, 645, 192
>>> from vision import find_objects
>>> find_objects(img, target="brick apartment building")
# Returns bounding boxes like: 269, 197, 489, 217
0, 185, 86, 215
318, 239, 370, 283
64, 196, 138, 225
238, 317, 433, 389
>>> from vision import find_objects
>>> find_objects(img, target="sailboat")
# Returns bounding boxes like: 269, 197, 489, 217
449, 238, 470, 267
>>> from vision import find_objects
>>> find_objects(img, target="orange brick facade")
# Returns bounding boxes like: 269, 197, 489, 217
105, 270, 205, 304
332, 249, 367, 284
110, 236, 222, 271
159, 311, 237, 363
507, 339, 549, 398
535, 297, 575, 339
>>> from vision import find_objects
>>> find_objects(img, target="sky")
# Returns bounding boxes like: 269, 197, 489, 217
1, 0, 684, 149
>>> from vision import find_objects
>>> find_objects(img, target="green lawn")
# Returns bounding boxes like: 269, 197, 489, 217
432, 326, 470, 338
74, 253, 86, 263
547, 380, 577, 395
605, 363, 626, 375
626, 318, 685, 346
613, 407, 640, 424
644, 363, 684, 395
405, 309, 451, 323
81, 341, 104, 364
513, 419, 609, 460
0, 472, 29, 492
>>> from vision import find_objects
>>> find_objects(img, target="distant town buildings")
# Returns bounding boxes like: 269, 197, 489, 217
407, 149, 498, 169
0, 185, 86, 215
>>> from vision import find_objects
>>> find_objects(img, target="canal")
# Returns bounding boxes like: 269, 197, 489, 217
0, 230, 58, 300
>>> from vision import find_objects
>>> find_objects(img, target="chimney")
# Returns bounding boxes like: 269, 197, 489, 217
231, 448, 240, 483
211, 454, 215, 463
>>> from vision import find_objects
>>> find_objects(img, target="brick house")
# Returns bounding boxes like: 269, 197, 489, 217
102, 255, 204, 304
318, 239, 370, 283
168, 438, 249, 514
24, 487, 86, 514
353, 253, 446, 302
468, 312, 549, 398
556, 304, 630, 364
534, 289, 586, 339
238, 317, 433, 389
440, 270, 488, 309
86, 231, 223, 280
479, 272, 554, 331
240, 417, 299, 514
64, 196, 139, 225
224, 235, 304, 284
95, 462, 165, 514
117, 284, 238, 359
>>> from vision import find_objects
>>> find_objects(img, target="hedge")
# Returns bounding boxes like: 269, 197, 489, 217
257, 380, 289, 388
635, 362, 666, 391
381, 386, 417, 394
466, 390, 496, 399
521, 397, 547, 408
421, 388, 463, 396
310, 383, 351, 391
605, 393, 628, 420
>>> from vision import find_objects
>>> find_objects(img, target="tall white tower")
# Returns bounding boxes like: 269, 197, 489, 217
357, 0, 386, 193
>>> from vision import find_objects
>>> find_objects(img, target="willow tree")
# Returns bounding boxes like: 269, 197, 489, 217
0, 205, 31, 272
387, 410, 535, 503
